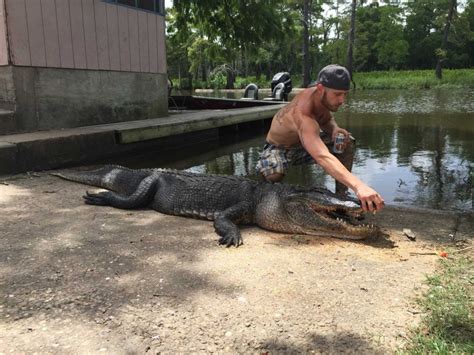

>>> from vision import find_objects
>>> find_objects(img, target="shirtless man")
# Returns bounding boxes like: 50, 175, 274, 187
256, 64, 385, 212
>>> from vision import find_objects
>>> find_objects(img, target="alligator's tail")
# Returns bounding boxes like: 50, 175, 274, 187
51, 165, 150, 195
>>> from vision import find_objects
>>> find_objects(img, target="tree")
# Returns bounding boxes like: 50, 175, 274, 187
353, 3, 383, 71
346, 0, 357, 80
172, 0, 288, 88
166, 0, 473, 89
374, 6, 409, 69
303, 0, 311, 87
435, 0, 457, 79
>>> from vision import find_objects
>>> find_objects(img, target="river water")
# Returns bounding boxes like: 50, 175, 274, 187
129, 88, 474, 211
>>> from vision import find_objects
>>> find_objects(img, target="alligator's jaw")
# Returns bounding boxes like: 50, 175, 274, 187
305, 203, 377, 240
281, 196, 377, 240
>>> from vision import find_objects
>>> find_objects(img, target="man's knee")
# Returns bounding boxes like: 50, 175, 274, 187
335, 136, 355, 172
262, 173, 284, 183
340, 136, 356, 157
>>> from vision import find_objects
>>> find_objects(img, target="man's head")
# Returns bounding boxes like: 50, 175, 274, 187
317, 64, 351, 90
316, 64, 351, 112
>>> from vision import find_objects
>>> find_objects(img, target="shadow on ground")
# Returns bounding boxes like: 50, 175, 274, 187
0, 174, 237, 326
260, 331, 385, 354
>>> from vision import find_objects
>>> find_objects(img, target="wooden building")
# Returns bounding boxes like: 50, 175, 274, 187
0, 0, 167, 134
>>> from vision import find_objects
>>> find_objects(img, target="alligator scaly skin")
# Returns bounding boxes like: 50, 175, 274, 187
53, 165, 376, 246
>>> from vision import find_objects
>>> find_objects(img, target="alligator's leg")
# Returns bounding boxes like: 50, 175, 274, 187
82, 175, 158, 209
213, 201, 252, 247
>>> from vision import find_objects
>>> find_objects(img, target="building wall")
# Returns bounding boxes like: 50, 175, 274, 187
0, 0, 168, 134
9, 66, 168, 132
4, 0, 166, 74
0, 0, 8, 65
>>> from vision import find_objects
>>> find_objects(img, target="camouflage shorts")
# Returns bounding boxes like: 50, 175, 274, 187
255, 132, 334, 177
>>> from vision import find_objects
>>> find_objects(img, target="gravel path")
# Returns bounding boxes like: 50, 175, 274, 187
1, 172, 472, 353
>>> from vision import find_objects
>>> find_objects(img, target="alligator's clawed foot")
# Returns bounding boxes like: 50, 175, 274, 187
82, 191, 112, 206
218, 233, 243, 248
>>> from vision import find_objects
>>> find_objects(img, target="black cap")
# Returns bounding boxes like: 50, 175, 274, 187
317, 64, 351, 90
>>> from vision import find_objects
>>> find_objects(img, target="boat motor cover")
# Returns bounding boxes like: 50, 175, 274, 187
271, 72, 292, 94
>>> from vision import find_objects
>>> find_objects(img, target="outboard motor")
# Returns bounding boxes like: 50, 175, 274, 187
242, 83, 259, 100
264, 72, 292, 101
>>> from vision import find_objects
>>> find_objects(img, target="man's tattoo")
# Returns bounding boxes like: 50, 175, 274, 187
275, 102, 295, 125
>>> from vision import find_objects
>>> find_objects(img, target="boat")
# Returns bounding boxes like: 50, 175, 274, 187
168, 95, 282, 111
168, 72, 293, 111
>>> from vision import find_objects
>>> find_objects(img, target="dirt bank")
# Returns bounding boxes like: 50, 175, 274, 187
0, 171, 472, 353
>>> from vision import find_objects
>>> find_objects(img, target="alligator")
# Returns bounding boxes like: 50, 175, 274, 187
53, 165, 378, 247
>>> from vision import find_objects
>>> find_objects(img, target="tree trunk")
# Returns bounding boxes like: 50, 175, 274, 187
226, 65, 235, 89
435, 0, 457, 79
188, 73, 193, 91
201, 64, 207, 82
334, 1, 340, 60
302, 0, 310, 87
346, 0, 357, 81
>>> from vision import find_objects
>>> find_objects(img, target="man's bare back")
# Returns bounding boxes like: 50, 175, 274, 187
266, 87, 332, 148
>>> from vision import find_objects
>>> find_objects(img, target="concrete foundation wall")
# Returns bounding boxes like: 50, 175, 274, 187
0, 66, 168, 133
0, 66, 14, 107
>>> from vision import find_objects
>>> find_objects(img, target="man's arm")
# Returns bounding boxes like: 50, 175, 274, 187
297, 115, 384, 212
320, 115, 351, 143
319, 114, 338, 137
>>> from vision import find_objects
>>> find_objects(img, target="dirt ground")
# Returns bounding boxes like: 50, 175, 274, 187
0, 171, 472, 354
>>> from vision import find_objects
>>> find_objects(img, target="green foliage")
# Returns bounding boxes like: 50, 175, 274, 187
354, 69, 474, 89
208, 72, 227, 90
167, 1, 473, 87
234, 76, 269, 89
173, 0, 287, 48
401, 254, 473, 354
374, 6, 409, 69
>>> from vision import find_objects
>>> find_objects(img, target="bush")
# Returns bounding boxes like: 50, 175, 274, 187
208, 72, 227, 90
353, 69, 474, 89
234, 76, 270, 89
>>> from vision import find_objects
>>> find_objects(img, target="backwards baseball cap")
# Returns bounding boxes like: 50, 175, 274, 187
317, 64, 351, 91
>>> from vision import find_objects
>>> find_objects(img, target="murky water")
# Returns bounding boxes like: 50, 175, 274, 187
127, 89, 473, 211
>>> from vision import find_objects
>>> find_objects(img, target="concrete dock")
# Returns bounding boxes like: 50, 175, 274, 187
0, 104, 284, 175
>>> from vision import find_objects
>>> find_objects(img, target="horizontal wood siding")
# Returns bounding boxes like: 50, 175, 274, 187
3, 0, 165, 73
0, 0, 9, 65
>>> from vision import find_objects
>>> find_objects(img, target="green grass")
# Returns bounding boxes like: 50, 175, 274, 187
175, 68, 474, 90
353, 69, 474, 90
401, 252, 474, 354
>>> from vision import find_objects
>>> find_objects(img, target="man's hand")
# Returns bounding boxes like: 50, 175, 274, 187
354, 184, 385, 213
331, 127, 351, 149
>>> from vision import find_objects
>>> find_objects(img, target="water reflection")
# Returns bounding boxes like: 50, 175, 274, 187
196, 87, 474, 114
129, 89, 473, 211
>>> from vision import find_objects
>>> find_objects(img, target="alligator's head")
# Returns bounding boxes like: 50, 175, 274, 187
259, 186, 379, 240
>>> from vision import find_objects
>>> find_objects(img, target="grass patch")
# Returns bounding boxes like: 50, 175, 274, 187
179, 68, 474, 90
401, 252, 474, 354
353, 69, 474, 90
